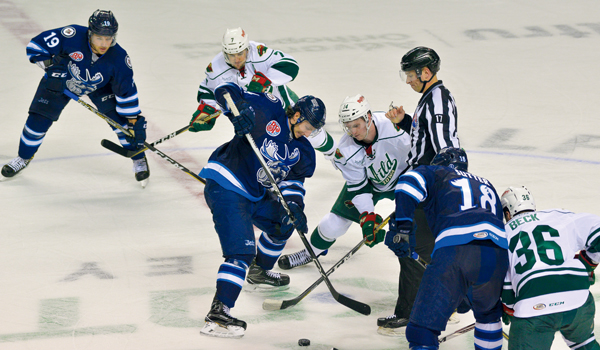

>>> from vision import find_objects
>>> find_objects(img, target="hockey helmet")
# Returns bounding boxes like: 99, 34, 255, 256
430, 147, 468, 171
293, 96, 326, 129
401, 46, 441, 75
338, 94, 372, 135
88, 10, 118, 47
222, 27, 249, 64
501, 186, 536, 217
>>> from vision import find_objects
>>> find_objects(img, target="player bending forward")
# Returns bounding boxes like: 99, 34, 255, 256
2, 10, 149, 186
277, 94, 410, 271
501, 186, 600, 350
189, 27, 336, 159
197, 83, 325, 338
386, 147, 508, 350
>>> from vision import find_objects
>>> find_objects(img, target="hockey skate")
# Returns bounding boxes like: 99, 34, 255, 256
277, 248, 327, 270
132, 155, 149, 188
1, 156, 32, 178
200, 297, 246, 339
376, 314, 409, 337
245, 261, 290, 291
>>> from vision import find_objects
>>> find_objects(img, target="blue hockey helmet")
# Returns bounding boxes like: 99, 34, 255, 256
430, 147, 468, 171
88, 10, 118, 46
293, 96, 326, 129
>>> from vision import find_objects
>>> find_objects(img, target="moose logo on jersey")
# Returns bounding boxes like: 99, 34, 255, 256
256, 139, 300, 188
65, 61, 104, 95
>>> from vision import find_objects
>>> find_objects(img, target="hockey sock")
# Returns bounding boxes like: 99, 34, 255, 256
309, 226, 335, 255
474, 321, 503, 350
255, 232, 286, 270
215, 259, 248, 308
18, 113, 53, 160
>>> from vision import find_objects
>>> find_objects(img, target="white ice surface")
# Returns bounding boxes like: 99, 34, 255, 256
1, 1, 600, 349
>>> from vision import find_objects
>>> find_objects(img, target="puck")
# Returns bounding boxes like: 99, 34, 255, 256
298, 338, 310, 346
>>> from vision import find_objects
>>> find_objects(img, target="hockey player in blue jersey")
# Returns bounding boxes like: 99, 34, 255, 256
386, 147, 509, 350
198, 83, 325, 338
1, 10, 149, 186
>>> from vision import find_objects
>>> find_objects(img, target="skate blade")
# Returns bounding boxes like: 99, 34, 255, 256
139, 178, 149, 188
200, 321, 244, 339
244, 283, 290, 293
377, 326, 406, 337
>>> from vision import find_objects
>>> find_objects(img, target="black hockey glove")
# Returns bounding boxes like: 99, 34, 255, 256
126, 116, 147, 149
280, 201, 308, 236
228, 100, 255, 137
45, 54, 69, 94
386, 219, 417, 259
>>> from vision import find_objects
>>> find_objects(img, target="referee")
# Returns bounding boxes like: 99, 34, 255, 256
378, 46, 460, 336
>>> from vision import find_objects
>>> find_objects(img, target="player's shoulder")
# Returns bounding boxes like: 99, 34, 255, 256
333, 135, 362, 161
248, 41, 272, 57
205, 53, 235, 78
373, 112, 407, 136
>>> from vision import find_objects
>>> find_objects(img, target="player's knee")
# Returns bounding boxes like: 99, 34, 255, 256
225, 255, 254, 269
317, 212, 352, 240
406, 323, 439, 349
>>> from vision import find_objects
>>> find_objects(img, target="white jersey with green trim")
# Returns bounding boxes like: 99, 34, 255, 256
502, 209, 600, 318
198, 41, 299, 109
332, 112, 410, 194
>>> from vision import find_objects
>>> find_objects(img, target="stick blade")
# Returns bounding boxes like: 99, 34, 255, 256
336, 294, 371, 315
101, 139, 133, 157
262, 299, 285, 311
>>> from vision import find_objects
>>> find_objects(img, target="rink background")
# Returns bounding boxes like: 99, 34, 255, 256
1, 0, 600, 349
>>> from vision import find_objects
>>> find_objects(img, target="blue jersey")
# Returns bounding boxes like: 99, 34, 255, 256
199, 87, 316, 207
395, 165, 508, 252
26, 25, 140, 117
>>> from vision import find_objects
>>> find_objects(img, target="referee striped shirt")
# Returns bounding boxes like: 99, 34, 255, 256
398, 80, 460, 170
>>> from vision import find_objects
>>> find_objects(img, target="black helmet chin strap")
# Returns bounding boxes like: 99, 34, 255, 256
417, 68, 433, 93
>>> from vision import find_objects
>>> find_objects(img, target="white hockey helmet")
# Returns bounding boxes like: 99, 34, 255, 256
222, 27, 249, 64
338, 94, 371, 135
501, 186, 536, 217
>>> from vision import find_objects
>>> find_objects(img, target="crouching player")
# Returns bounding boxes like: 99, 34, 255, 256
386, 147, 509, 350
197, 83, 325, 338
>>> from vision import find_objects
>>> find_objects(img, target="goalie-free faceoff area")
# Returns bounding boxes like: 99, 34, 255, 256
1, 0, 600, 349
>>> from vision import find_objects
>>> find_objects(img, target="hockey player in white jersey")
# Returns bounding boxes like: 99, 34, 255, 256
188, 27, 336, 158
501, 186, 600, 350
277, 94, 411, 273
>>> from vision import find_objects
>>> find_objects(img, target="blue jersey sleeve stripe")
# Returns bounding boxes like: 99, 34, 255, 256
116, 106, 142, 116
116, 94, 139, 103
395, 182, 425, 203
403, 170, 427, 193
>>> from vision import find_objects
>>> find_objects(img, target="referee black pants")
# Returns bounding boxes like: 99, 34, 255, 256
394, 205, 435, 319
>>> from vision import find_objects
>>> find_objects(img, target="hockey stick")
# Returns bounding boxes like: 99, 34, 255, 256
263, 212, 394, 311
223, 92, 371, 316
438, 322, 509, 343
101, 111, 221, 158
64, 90, 207, 184
438, 322, 475, 343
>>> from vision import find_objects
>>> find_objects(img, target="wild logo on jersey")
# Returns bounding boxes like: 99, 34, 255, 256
257, 45, 268, 56
367, 153, 397, 186
256, 139, 300, 187
66, 61, 103, 95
